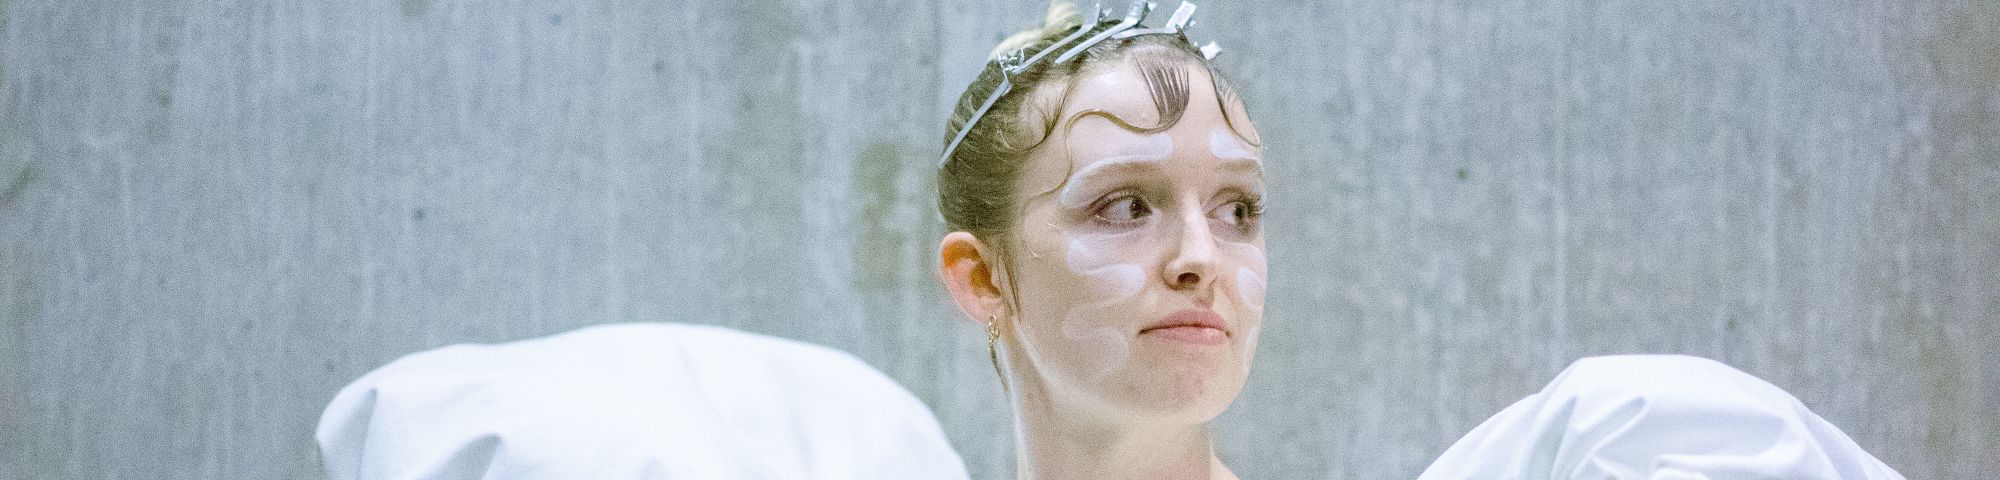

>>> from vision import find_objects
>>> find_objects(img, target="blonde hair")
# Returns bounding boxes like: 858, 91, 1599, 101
940, 0, 1254, 246
989, 2, 1084, 60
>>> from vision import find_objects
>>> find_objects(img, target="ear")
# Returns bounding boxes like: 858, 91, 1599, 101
938, 231, 1008, 324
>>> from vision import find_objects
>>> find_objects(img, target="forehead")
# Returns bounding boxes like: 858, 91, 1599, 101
1064, 60, 1174, 129
1040, 58, 1258, 165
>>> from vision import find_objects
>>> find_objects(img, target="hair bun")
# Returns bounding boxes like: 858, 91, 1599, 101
988, 2, 1084, 60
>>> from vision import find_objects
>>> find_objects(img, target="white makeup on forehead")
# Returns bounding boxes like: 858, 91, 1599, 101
1209, 128, 1259, 161
1056, 133, 1174, 207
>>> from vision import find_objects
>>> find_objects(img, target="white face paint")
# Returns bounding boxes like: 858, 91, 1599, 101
1210, 127, 1268, 373
1047, 134, 1176, 380
1220, 242, 1267, 314
1223, 242, 1267, 374
1048, 134, 1166, 380
1059, 236, 1146, 381
1209, 127, 1259, 162
983, 61, 1267, 421
1057, 133, 1175, 208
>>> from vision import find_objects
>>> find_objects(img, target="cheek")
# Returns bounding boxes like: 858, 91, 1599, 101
1236, 267, 1267, 310
1222, 243, 1268, 313
1065, 236, 1146, 300
1031, 235, 1148, 381
1222, 243, 1267, 375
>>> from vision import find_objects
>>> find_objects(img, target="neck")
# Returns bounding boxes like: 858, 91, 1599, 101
1007, 374, 1234, 480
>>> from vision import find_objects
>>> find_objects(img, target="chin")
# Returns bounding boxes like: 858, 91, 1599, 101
1105, 354, 1248, 424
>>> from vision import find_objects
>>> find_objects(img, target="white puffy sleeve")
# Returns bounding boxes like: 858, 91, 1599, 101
1418, 354, 1905, 480
315, 323, 970, 480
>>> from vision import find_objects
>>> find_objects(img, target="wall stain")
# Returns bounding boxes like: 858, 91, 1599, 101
1888, 4, 2000, 474
717, 0, 812, 318
142, 14, 183, 144
1908, 1, 2000, 171
0, 164, 36, 210
730, 0, 803, 49
400, 0, 430, 18
143, 86, 173, 142
851, 142, 905, 290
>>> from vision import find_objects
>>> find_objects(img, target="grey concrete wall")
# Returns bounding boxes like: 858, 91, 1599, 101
2, 0, 1995, 478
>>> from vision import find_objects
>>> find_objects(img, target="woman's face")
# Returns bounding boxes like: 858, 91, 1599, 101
1004, 58, 1265, 422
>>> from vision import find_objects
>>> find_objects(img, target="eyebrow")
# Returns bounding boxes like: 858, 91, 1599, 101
1215, 157, 1264, 176
1056, 156, 1265, 207
1057, 157, 1162, 207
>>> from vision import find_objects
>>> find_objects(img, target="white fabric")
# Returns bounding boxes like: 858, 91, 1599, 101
316, 323, 970, 480
1419, 354, 1906, 480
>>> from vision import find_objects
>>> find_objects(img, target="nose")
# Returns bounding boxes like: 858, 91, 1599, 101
1162, 204, 1215, 292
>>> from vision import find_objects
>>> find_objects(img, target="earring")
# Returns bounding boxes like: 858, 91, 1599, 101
987, 315, 1009, 392
986, 315, 1000, 366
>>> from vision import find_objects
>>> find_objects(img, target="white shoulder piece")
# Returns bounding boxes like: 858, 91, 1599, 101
316, 323, 969, 480
1419, 354, 1905, 480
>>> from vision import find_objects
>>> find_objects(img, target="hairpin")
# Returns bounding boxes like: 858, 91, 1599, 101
940, 1, 1217, 166
1108, 1, 1192, 40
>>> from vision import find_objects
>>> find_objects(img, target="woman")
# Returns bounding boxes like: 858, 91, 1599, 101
931, 3, 1913, 480
934, 2, 1262, 479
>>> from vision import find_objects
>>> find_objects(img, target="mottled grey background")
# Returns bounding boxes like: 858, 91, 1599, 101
3, 0, 1996, 478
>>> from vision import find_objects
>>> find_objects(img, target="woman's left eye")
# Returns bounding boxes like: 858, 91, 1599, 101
1212, 197, 1264, 229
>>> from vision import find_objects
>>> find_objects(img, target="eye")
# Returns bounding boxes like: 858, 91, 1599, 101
1212, 196, 1264, 230
1094, 194, 1152, 224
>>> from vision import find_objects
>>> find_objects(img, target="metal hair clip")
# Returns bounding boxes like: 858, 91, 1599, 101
1052, 1, 1152, 64
940, 0, 1217, 166
1109, 1, 1193, 39
1005, 3, 1104, 74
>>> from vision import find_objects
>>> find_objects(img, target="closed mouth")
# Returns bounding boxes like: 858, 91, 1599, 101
1142, 308, 1230, 337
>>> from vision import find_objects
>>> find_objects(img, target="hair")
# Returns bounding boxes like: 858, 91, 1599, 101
937, 2, 1257, 298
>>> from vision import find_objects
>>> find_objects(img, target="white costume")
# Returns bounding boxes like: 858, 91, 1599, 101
1419, 355, 1906, 480
316, 323, 969, 480
319, 326, 1902, 479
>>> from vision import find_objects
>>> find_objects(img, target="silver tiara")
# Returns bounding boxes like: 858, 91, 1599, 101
940, 1, 1218, 166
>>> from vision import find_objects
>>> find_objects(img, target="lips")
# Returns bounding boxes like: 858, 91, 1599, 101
1141, 309, 1230, 345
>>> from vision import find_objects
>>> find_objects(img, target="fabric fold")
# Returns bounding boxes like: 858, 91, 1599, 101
1419, 354, 1905, 480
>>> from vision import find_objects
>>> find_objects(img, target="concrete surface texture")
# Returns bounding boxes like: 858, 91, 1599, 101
2, 0, 1995, 478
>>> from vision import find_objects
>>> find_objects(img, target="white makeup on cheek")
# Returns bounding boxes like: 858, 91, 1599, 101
1220, 242, 1267, 312
1060, 236, 1146, 381
1060, 313, 1131, 383
1222, 242, 1267, 374
1235, 266, 1266, 311
1066, 237, 1145, 299
1238, 319, 1262, 376
1056, 133, 1174, 208
1207, 121, 1265, 369
1209, 128, 1258, 161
